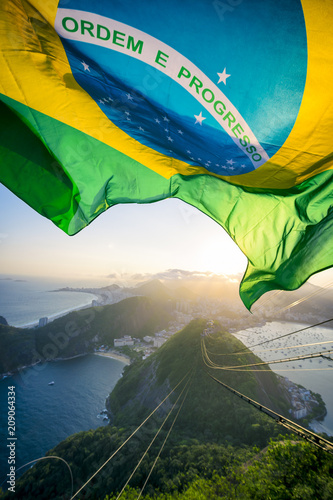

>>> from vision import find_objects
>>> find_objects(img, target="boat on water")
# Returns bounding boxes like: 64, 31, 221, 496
48, 381, 55, 385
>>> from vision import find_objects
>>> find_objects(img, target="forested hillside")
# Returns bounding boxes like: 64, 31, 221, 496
0, 296, 171, 374
4, 320, 330, 499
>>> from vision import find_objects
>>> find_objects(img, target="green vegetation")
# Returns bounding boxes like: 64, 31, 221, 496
4, 319, 326, 500
0, 324, 36, 374
108, 319, 292, 437
0, 296, 171, 374
0, 316, 8, 326
103, 438, 333, 499
114, 345, 142, 361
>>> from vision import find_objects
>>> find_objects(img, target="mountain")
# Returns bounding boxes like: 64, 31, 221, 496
256, 281, 333, 318
107, 319, 294, 440
54, 272, 333, 325
7, 319, 322, 500
0, 324, 35, 375
171, 285, 198, 301
130, 279, 172, 302
129, 273, 333, 321
0, 296, 171, 375
0, 316, 8, 326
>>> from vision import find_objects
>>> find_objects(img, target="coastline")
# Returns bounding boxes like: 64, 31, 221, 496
51, 353, 88, 363
309, 419, 333, 436
0, 353, 88, 380
234, 320, 333, 436
18, 298, 98, 329
0, 352, 130, 381
94, 351, 131, 365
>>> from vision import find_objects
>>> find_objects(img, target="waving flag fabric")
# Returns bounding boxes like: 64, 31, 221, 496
1, 0, 333, 308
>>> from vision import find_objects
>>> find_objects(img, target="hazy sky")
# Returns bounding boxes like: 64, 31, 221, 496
0, 183, 248, 280
1, 182, 333, 292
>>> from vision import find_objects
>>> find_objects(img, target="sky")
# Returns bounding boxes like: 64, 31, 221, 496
0, 183, 248, 281
1, 181, 333, 293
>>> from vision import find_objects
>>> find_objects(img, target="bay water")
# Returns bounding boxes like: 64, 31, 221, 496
0, 276, 124, 488
1, 278, 333, 491
0, 354, 125, 484
235, 321, 333, 436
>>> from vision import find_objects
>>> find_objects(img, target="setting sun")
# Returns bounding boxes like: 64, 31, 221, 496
197, 233, 247, 275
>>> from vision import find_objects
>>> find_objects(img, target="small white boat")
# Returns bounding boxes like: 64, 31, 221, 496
48, 381, 55, 385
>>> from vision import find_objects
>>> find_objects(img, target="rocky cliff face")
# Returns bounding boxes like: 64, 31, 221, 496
107, 358, 173, 424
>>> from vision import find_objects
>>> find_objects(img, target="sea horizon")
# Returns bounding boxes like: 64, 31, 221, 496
0, 275, 105, 328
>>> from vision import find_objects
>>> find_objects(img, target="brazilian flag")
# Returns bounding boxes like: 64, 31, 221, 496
1, 0, 333, 308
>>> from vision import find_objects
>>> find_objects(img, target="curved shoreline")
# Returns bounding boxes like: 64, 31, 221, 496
0, 352, 131, 381
94, 351, 131, 365
17, 296, 99, 329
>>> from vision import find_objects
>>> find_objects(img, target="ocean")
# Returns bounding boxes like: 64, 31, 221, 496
0, 354, 125, 484
1, 278, 333, 491
0, 276, 124, 489
0, 276, 101, 327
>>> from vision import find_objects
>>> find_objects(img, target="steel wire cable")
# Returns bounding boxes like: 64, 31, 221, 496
252, 280, 333, 315
0, 455, 74, 498
236, 318, 333, 352
278, 281, 333, 313
201, 338, 333, 372
205, 348, 333, 371
116, 372, 192, 499
251, 290, 283, 312
205, 339, 333, 357
205, 371, 333, 455
70, 371, 190, 500
137, 377, 193, 499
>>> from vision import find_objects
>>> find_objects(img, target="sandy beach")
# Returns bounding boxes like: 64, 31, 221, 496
94, 351, 131, 365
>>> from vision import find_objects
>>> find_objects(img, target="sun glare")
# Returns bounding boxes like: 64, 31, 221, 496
198, 236, 247, 275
